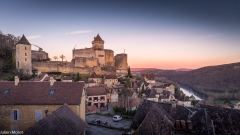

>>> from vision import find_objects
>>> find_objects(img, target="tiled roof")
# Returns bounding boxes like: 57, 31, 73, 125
86, 105, 98, 113
135, 104, 174, 135
105, 74, 117, 79
89, 72, 101, 78
0, 82, 84, 105
89, 79, 96, 83
24, 103, 87, 135
16, 34, 31, 45
93, 34, 104, 42
86, 87, 106, 96
144, 89, 156, 98
109, 98, 140, 108
141, 73, 155, 80
177, 95, 190, 101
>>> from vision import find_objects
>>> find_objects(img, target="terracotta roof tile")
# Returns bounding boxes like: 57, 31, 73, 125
0, 82, 84, 105
24, 103, 87, 135
86, 105, 98, 113
89, 79, 96, 83
33, 73, 47, 81
86, 87, 106, 96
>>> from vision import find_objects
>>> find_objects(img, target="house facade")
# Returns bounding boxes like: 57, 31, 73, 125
86, 87, 107, 108
0, 77, 85, 131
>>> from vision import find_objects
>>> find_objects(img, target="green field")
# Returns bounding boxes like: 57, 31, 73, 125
0, 73, 15, 81
214, 100, 240, 105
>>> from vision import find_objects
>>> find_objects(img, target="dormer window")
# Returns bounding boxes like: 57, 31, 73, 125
4, 88, 10, 94
50, 88, 55, 95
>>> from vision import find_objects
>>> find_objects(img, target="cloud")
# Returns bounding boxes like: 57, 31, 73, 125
27, 35, 41, 40
65, 30, 92, 35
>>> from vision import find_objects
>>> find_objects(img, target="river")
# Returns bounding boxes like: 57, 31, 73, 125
180, 87, 202, 100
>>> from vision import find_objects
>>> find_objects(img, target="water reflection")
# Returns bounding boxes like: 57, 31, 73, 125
180, 87, 202, 100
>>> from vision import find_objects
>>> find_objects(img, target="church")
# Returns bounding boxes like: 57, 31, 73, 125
15, 34, 128, 75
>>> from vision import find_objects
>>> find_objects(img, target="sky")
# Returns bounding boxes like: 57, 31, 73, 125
0, 0, 240, 69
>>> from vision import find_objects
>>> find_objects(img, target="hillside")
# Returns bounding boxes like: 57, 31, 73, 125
132, 62, 240, 99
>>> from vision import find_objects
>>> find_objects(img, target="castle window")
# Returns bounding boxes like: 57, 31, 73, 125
12, 110, 20, 120
25, 47, 27, 50
25, 58, 27, 61
25, 53, 27, 56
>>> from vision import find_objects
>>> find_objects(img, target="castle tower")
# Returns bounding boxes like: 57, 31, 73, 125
92, 34, 104, 50
115, 53, 128, 75
16, 34, 32, 74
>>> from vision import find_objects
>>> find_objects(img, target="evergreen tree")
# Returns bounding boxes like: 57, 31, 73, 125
76, 72, 81, 81
127, 66, 132, 78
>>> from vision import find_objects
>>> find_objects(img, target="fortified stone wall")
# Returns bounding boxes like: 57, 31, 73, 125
105, 49, 115, 67
92, 41, 104, 50
74, 57, 86, 67
31, 50, 49, 61
85, 58, 98, 67
73, 48, 95, 59
93, 66, 101, 74
95, 50, 105, 67
115, 53, 128, 70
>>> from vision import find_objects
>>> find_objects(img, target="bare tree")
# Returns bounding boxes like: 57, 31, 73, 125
59, 54, 65, 62
53, 56, 58, 61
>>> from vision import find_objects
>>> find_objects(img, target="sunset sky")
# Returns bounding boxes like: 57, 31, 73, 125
1, 0, 240, 69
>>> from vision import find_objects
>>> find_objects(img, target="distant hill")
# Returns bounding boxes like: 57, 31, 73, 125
132, 62, 240, 99
131, 68, 159, 71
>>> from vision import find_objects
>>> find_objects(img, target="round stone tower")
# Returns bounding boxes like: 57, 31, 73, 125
92, 34, 104, 50
15, 34, 32, 74
115, 53, 128, 75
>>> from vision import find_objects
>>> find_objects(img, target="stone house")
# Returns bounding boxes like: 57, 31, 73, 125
88, 72, 102, 85
144, 89, 158, 102
234, 102, 240, 110
166, 84, 175, 94
24, 103, 87, 135
88, 79, 97, 87
86, 87, 107, 108
0, 76, 86, 131
104, 74, 119, 87
158, 90, 175, 103
189, 95, 196, 101
99, 84, 118, 103
177, 95, 192, 107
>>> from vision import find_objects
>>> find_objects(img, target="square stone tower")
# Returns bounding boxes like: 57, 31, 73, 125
92, 34, 104, 50
16, 34, 32, 74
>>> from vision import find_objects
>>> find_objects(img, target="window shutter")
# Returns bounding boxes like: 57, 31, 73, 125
12, 110, 14, 120
17, 110, 20, 120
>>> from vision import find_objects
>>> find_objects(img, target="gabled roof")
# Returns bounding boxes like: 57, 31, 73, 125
86, 87, 106, 96
144, 89, 156, 98
89, 72, 101, 78
24, 103, 87, 135
89, 79, 96, 83
33, 73, 47, 81
0, 82, 84, 105
16, 34, 31, 45
79, 78, 88, 83
135, 104, 174, 135
93, 34, 104, 42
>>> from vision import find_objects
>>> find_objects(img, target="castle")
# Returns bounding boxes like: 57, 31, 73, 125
15, 34, 128, 75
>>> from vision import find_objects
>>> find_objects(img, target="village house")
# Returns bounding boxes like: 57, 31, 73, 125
165, 84, 175, 94
24, 103, 87, 135
87, 79, 97, 87
104, 74, 119, 87
159, 90, 175, 103
85, 105, 99, 114
86, 86, 107, 108
88, 72, 102, 85
177, 95, 192, 107
99, 84, 118, 103
0, 76, 86, 131
144, 89, 158, 102
141, 73, 155, 83
189, 95, 196, 101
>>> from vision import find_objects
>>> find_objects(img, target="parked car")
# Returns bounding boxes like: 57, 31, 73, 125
113, 115, 122, 122
91, 119, 108, 125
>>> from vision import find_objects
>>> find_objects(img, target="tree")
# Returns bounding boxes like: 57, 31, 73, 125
59, 54, 65, 62
53, 56, 58, 61
75, 72, 81, 81
127, 66, 132, 78
141, 85, 144, 94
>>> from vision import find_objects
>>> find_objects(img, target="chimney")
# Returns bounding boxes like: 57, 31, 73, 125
50, 77, 54, 86
15, 76, 19, 85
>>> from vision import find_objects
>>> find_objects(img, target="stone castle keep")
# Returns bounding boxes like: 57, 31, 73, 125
16, 34, 128, 75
